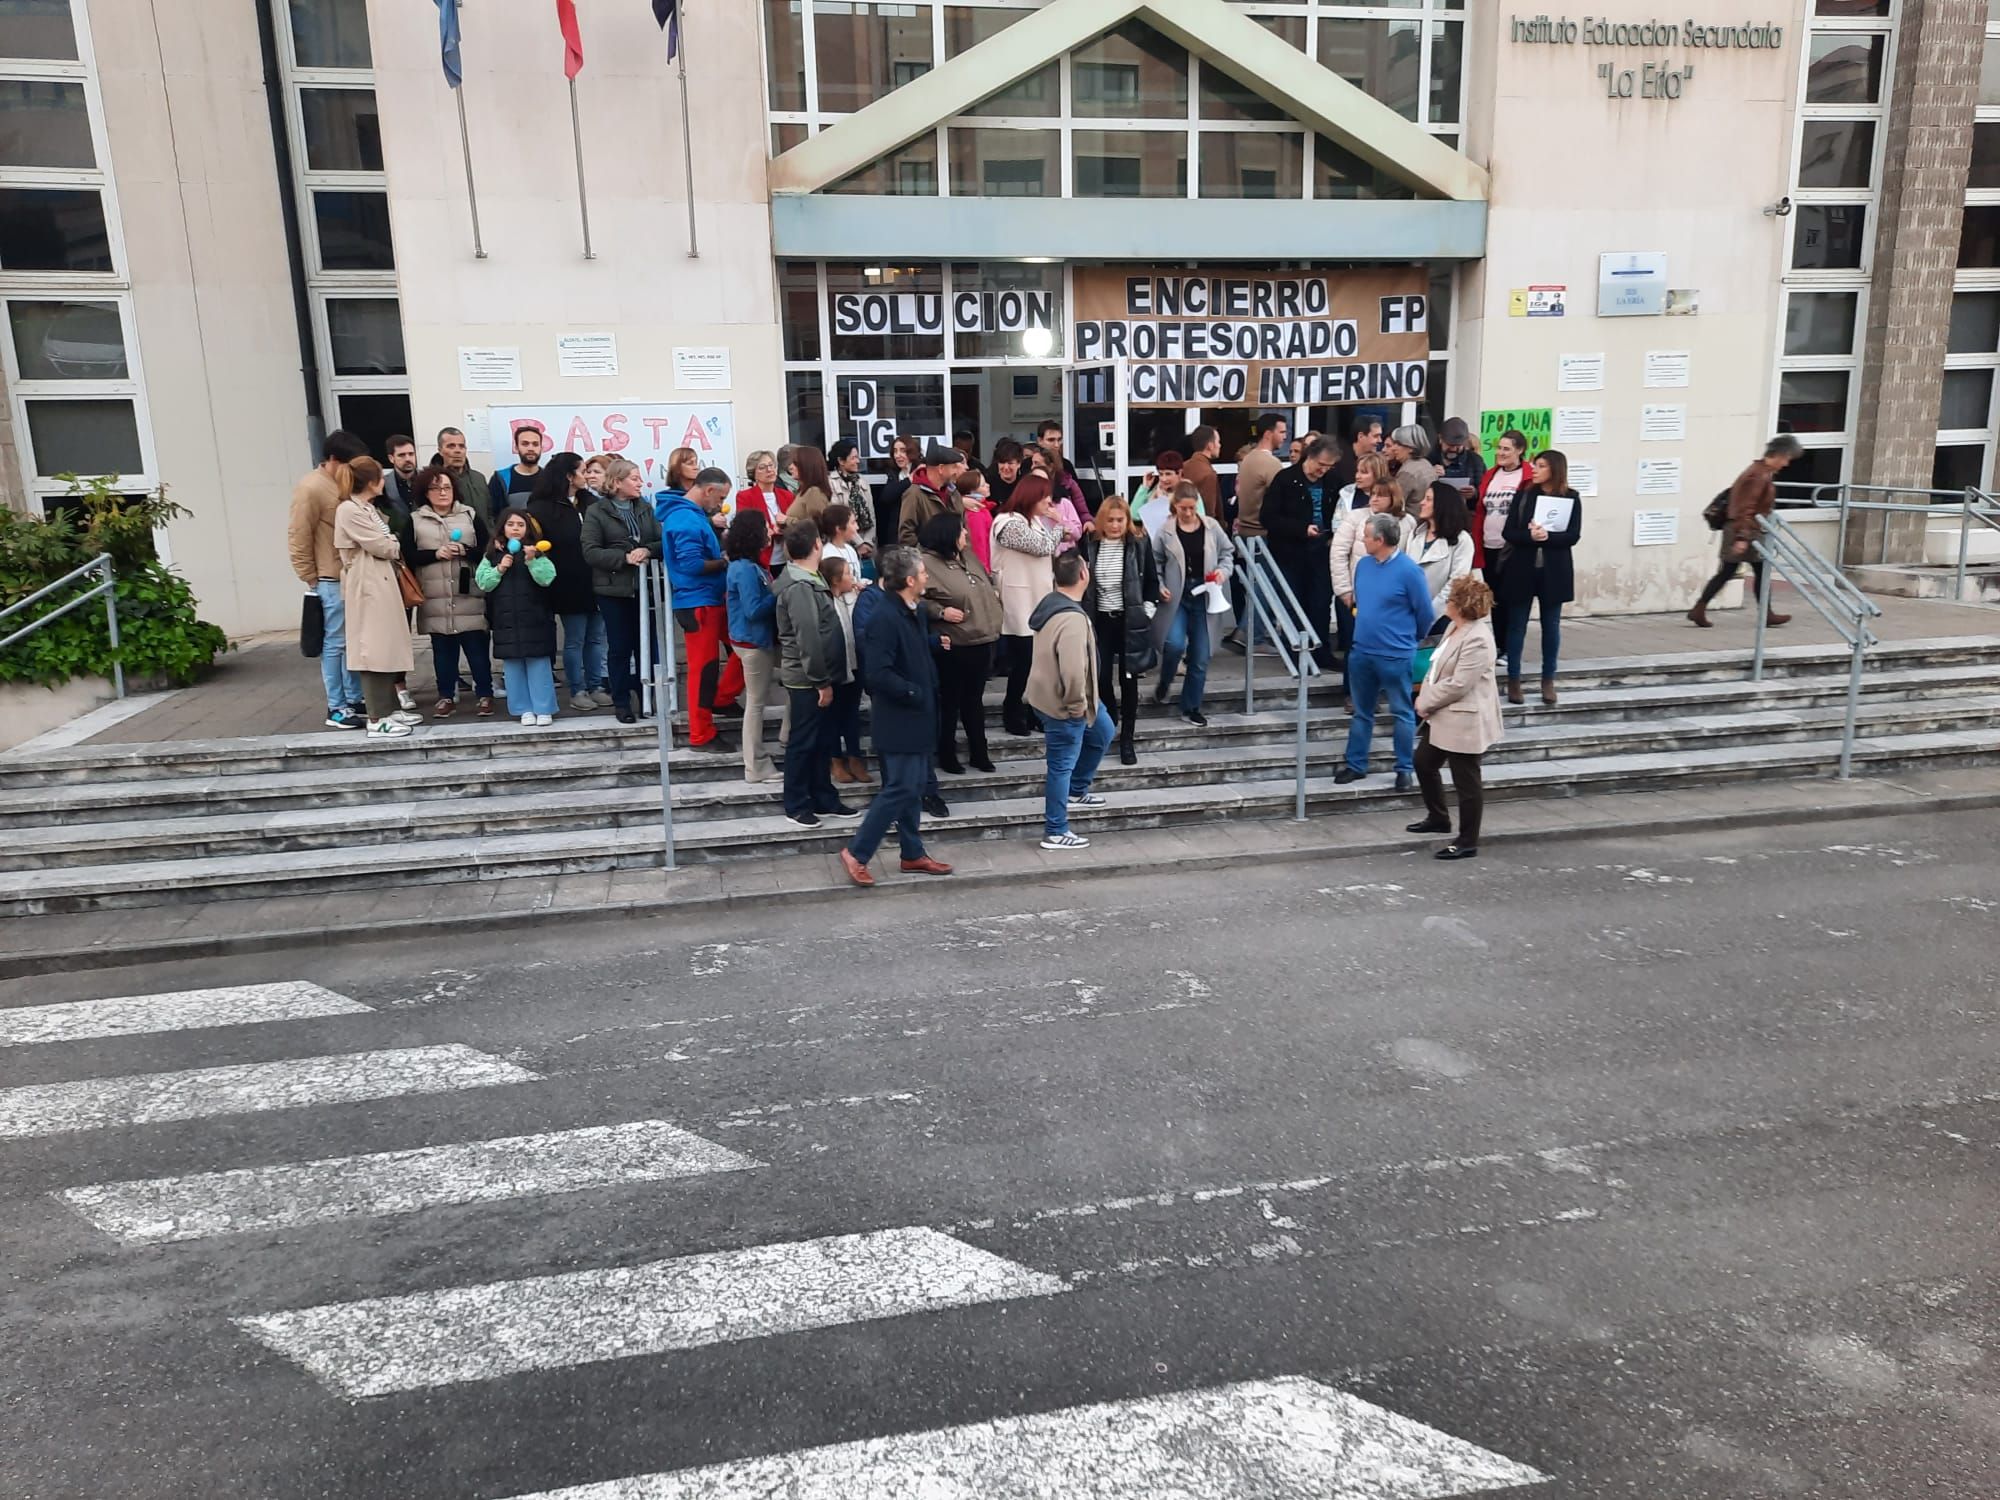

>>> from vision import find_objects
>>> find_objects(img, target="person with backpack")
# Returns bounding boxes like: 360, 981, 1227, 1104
1689, 434, 1803, 629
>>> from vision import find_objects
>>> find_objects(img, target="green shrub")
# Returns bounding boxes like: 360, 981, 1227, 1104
0, 477, 230, 688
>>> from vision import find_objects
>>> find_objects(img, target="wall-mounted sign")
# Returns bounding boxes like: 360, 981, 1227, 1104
1633, 509, 1680, 546
1478, 407, 1552, 466
1636, 458, 1683, 496
1599, 252, 1668, 317
1569, 460, 1600, 497
1640, 404, 1687, 441
672, 346, 731, 389
1553, 406, 1601, 445
832, 289, 1058, 339
1071, 268, 1428, 407
458, 346, 522, 392
485, 402, 735, 491
557, 333, 618, 379
1509, 285, 1567, 318
1557, 352, 1605, 391
1508, 16, 1785, 103
1644, 349, 1692, 388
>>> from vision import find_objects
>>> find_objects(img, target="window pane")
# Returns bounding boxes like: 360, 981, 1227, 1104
326, 298, 404, 376
765, 0, 806, 111
1805, 35, 1882, 104
1784, 291, 1857, 356
1200, 61, 1286, 122
944, 4, 1017, 55
1960, 205, 2000, 270
8, 300, 125, 379
312, 189, 394, 269
1933, 443, 1989, 493
0, 187, 109, 271
1430, 21, 1463, 125
1313, 133, 1416, 199
1198, 132, 1303, 199
786, 370, 826, 453
965, 64, 1056, 118
1790, 204, 1866, 270
299, 88, 382, 173
1948, 291, 2000, 355
772, 122, 807, 154
336, 392, 412, 459
948, 127, 1058, 197
779, 260, 820, 361
815, 2, 933, 113
0, 79, 92, 169
1318, 18, 1422, 121
1814, 0, 1889, 13
949, 261, 1063, 359
1970, 123, 2000, 192
1984, 38, 2000, 108
1429, 264, 1454, 354
1796, 118, 1873, 190
1773, 444, 1844, 502
25, 398, 142, 477
1940, 369, 1994, 432
1072, 129, 1187, 197
288, 0, 371, 69
1072, 22, 1188, 118
827, 133, 937, 195
1777, 371, 1849, 435
826, 263, 944, 360
1257, 15, 1306, 50
836, 372, 946, 476
0, 0, 77, 60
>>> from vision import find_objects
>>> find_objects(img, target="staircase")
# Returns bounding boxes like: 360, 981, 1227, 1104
2, 634, 1997, 916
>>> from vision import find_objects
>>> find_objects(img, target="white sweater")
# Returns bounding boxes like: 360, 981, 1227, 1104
1403, 524, 1476, 615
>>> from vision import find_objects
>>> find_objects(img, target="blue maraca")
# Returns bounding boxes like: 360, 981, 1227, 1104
508, 538, 522, 554
450, 528, 463, 542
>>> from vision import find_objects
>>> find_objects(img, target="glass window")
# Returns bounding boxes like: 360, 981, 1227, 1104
964, 64, 1057, 119
944, 5, 1019, 56
1970, 123, 2000, 193
1791, 203, 1866, 270
1257, 16, 1307, 50
1784, 291, 1858, 356
1313, 134, 1416, 199
1814, 0, 1890, 14
1428, 264, 1454, 355
325, 297, 405, 376
1430, 21, 1463, 125
25, 398, 143, 477
299, 88, 382, 173
765, 0, 806, 111
815, 2, 933, 113
1948, 291, 2000, 355
1199, 61, 1286, 122
1318, 18, 1422, 121
1198, 132, 1303, 199
1073, 129, 1187, 197
1933, 443, 1989, 492
312, 189, 394, 269
772, 122, 807, 155
1773, 443, 1844, 501
1960, 205, 2000, 270
1940, 369, 1994, 432
335, 392, 412, 458
1805, 35, 1883, 104
0, 187, 110, 271
826, 263, 944, 360
7, 299, 125, 380
1072, 22, 1188, 118
780, 260, 821, 361
948, 127, 1058, 197
1777, 371, 1850, 434
827, 133, 937, 195
1983, 37, 2000, 109
949, 261, 1063, 359
836, 372, 946, 474
0, 0, 78, 61
0, 79, 92, 169
786, 370, 826, 452
288, 0, 372, 69
1796, 119, 1873, 191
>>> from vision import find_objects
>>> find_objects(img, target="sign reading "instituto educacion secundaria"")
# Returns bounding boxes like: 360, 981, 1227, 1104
1509, 14, 1784, 100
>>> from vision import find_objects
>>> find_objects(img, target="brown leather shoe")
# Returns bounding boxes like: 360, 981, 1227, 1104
831, 759, 857, 784
1765, 611, 1792, 627
847, 756, 874, 782
1687, 604, 1712, 628
1506, 678, 1525, 705
838, 849, 875, 887
1540, 677, 1558, 705
900, 856, 954, 876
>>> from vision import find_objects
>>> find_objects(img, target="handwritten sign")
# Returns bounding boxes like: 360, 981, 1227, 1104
484, 401, 737, 490
1479, 407, 1553, 466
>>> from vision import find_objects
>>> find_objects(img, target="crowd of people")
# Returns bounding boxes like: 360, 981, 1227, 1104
285, 407, 1794, 868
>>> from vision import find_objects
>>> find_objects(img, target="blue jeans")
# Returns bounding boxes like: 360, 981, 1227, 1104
1503, 600, 1563, 680
430, 630, 493, 699
1344, 651, 1416, 775
1038, 704, 1114, 836
559, 612, 594, 697
598, 595, 645, 712
316, 578, 360, 713
586, 610, 609, 690
501, 657, 557, 717
848, 750, 929, 863
1158, 593, 1213, 713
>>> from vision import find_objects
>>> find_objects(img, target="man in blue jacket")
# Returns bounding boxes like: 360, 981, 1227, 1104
840, 546, 953, 885
657, 465, 739, 749
1338, 512, 1432, 791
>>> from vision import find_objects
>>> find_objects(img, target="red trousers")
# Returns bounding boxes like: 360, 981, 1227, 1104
682, 604, 743, 743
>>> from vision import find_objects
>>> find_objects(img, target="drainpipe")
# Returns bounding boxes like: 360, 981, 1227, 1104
251, 0, 325, 461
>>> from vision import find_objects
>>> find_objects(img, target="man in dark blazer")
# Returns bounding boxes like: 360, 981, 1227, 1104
840, 546, 953, 885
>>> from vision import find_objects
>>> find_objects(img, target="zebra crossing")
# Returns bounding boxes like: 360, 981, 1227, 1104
8, 977, 1550, 1497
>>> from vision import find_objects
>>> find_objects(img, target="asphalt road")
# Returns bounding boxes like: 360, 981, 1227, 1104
4, 808, 1999, 1498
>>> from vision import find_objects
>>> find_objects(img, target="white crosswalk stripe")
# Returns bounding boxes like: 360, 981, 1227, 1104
0, 981, 368, 1046
236, 1226, 1068, 1399
0, 1044, 536, 1139
57, 1120, 760, 1244
494, 1377, 1547, 1499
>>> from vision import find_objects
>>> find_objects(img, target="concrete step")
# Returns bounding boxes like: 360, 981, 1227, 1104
1, 727, 1992, 915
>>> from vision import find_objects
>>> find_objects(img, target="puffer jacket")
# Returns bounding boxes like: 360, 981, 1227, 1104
476, 546, 558, 660
774, 562, 843, 689
580, 494, 663, 598
920, 547, 1003, 648
410, 503, 489, 636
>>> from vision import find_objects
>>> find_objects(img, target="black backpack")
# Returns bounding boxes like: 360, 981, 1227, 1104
1701, 488, 1731, 531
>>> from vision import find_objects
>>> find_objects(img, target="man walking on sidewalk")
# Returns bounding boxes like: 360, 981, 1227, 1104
1028, 551, 1114, 851
1337, 513, 1432, 791
1689, 434, 1802, 629
288, 428, 370, 729
840, 547, 952, 885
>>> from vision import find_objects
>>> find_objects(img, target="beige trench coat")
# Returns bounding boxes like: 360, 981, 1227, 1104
334, 497, 415, 675
1416, 616, 1503, 755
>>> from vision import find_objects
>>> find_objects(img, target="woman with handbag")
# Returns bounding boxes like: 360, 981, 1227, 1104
990, 474, 1066, 736
1491, 449, 1582, 705
919, 510, 1003, 774
332, 456, 422, 739
1082, 496, 1160, 765
1150, 482, 1234, 729
409, 463, 495, 718
1407, 576, 1504, 861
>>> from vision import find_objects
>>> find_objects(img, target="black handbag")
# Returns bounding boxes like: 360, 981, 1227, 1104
299, 590, 324, 657
1702, 489, 1731, 532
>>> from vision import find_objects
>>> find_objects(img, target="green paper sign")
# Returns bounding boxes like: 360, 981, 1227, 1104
1479, 408, 1553, 466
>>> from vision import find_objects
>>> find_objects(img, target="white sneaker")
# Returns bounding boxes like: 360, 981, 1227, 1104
1040, 831, 1090, 850
1067, 792, 1107, 808
520, 713, 536, 726
534, 713, 554, 726
388, 710, 424, 727
395, 687, 418, 712
366, 718, 413, 739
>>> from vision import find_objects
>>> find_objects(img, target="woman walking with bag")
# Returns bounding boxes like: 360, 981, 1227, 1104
1406, 576, 1504, 860
1083, 496, 1159, 765
990, 474, 1066, 736
332, 456, 421, 740
1150, 482, 1233, 728
408, 463, 494, 718
1491, 449, 1582, 705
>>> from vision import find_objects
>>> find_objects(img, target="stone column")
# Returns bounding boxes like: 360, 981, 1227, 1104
0, 361, 26, 516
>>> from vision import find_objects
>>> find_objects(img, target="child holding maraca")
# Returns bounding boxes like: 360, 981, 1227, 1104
476, 511, 562, 726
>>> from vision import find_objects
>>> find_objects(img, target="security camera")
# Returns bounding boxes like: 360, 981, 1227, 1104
1763, 195, 1793, 218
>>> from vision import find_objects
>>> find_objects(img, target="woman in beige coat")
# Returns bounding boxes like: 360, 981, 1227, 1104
333, 456, 419, 740
990, 473, 1064, 736
1407, 575, 1503, 860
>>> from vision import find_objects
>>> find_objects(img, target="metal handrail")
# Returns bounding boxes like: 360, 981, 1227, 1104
637, 559, 678, 870
0, 554, 124, 701
1750, 512, 1880, 779
1235, 535, 1320, 821
1809, 482, 2000, 598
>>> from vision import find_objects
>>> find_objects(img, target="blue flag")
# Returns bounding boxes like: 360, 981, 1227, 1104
653, 0, 679, 60
435, 0, 463, 88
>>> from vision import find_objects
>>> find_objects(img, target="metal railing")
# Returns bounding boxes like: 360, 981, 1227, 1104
1236, 535, 1322, 821
0, 555, 123, 700
1750, 511, 1881, 779
636, 560, 679, 870
1808, 482, 2000, 599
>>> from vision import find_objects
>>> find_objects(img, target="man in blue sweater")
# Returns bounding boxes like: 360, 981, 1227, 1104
1337, 512, 1432, 790
657, 466, 740, 749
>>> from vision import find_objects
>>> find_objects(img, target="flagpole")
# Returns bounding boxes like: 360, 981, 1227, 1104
455, 89, 487, 260
568, 78, 596, 260
677, 2, 698, 257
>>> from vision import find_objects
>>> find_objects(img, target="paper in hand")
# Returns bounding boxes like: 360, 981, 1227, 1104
1532, 494, 1575, 532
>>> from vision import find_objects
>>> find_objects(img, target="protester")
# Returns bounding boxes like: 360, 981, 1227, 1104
988, 437, 1024, 508
1436, 418, 1485, 502
365, 446, 417, 712
383, 435, 420, 509
523, 455, 596, 711
1041, 446, 1089, 545
839, 545, 952, 885
1261, 436, 1340, 669
660, 464, 741, 750
1337, 512, 1432, 790
826, 439, 876, 559
1387, 424, 1440, 512
1408, 576, 1504, 862
409, 463, 494, 718
774, 520, 853, 828
488, 424, 546, 516
1332, 477, 1416, 659
435, 426, 490, 526
581, 455, 665, 724
1329, 419, 1385, 506
331, 457, 421, 739
572, 458, 611, 696
731, 450, 794, 536
656, 446, 701, 507
1036, 418, 1099, 509
724, 510, 783, 783
1405, 479, 1476, 628
1492, 448, 1582, 705
991, 473, 1066, 736
1474, 429, 1528, 575
819, 502, 862, 578
960, 466, 995, 571
1131, 450, 1183, 524
879, 433, 920, 558
820, 553, 870, 785
477, 508, 560, 727
855, 566, 951, 822
1225, 413, 1289, 649
1083, 495, 1159, 765
1180, 425, 1223, 524
1028, 551, 1113, 851
1288, 430, 1321, 465
896, 443, 968, 549
288, 428, 370, 729
788, 445, 833, 529
1151, 482, 1233, 727
577, 454, 608, 515
1689, 434, 1804, 630
918, 510, 1002, 775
